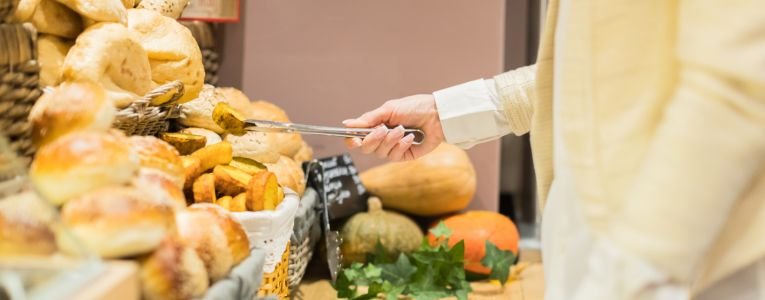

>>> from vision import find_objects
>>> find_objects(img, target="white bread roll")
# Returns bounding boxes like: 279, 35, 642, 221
127, 8, 204, 103
128, 136, 185, 187
140, 237, 209, 300
54, 0, 127, 23
189, 203, 250, 265
58, 186, 176, 258
30, 0, 82, 38
37, 35, 72, 87
61, 23, 153, 108
265, 156, 306, 196
180, 127, 221, 146
136, 0, 188, 19
0, 192, 57, 257
247, 100, 303, 157
175, 210, 233, 282
132, 168, 187, 211
28, 81, 115, 147
180, 85, 251, 133
224, 132, 280, 164
30, 131, 139, 205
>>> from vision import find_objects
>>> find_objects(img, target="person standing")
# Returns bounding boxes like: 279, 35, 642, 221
344, 0, 765, 299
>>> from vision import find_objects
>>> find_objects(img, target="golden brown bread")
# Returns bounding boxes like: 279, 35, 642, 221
132, 168, 187, 211
266, 155, 306, 196
6, 0, 40, 22
30, 131, 139, 206
180, 86, 252, 133
28, 81, 115, 147
140, 236, 209, 300
127, 8, 204, 103
293, 140, 314, 163
58, 186, 176, 258
136, 0, 189, 19
128, 136, 185, 187
30, 0, 82, 38
247, 100, 303, 157
189, 203, 250, 265
37, 35, 73, 87
61, 22, 153, 108
175, 210, 233, 282
0, 192, 57, 257
55, 0, 127, 23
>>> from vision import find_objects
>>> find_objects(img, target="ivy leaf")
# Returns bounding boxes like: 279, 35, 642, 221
363, 263, 382, 279
429, 221, 453, 241
368, 240, 394, 264
480, 240, 516, 286
334, 270, 358, 299
380, 254, 416, 285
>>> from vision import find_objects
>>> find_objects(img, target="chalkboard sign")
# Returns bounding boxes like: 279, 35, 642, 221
303, 153, 369, 220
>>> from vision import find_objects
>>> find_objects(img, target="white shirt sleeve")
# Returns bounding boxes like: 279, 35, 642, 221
432, 79, 510, 149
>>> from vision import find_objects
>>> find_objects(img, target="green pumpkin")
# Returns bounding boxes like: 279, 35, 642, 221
341, 197, 423, 265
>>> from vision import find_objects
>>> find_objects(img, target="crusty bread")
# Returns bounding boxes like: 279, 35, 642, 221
140, 236, 209, 300
5, 0, 40, 22
247, 100, 303, 157
266, 156, 305, 196
293, 140, 314, 163
175, 210, 234, 282
180, 86, 252, 133
136, 0, 189, 19
37, 35, 73, 87
181, 127, 222, 146
30, 131, 139, 206
58, 186, 176, 258
189, 203, 250, 265
55, 0, 127, 23
128, 136, 185, 187
0, 192, 57, 257
30, 0, 82, 38
28, 81, 115, 147
133, 168, 188, 211
127, 8, 204, 103
224, 132, 280, 164
61, 23, 153, 108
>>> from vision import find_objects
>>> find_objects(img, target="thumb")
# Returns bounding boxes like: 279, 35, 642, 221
343, 105, 392, 128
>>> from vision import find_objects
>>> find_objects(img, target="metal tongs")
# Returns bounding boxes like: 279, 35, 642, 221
244, 119, 426, 145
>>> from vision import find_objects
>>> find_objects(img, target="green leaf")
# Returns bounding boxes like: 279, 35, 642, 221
381, 254, 416, 285
334, 271, 358, 299
363, 263, 382, 280
480, 240, 516, 286
368, 240, 395, 264
429, 221, 452, 241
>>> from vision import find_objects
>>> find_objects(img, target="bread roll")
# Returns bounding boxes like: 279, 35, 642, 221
121, 0, 136, 8
246, 100, 302, 157
55, 0, 127, 23
181, 127, 221, 146
0, 192, 57, 257
58, 186, 176, 258
30, 131, 139, 206
127, 8, 204, 103
175, 210, 233, 281
37, 35, 73, 87
293, 140, 314, 163
266, 156, 305, 196
128, 136, 185, 187
6, 0, 40, 22
189, 203, 250, 265
28, 81, 115, 147
30, 0, 82, 38
140, 236, 209, 300
136, 0, 188, 19
61, 23, 153, 108
133, 168, 187, 211
180, 86, 251, 133
224, 132, 280, 164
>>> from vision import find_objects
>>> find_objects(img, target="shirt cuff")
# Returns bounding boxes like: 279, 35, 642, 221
433, 79, 511, 149
573, 239, 689, 300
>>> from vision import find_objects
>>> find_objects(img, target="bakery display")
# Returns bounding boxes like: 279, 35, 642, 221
140, 236, 209, 300
57, 186, 176, 258
29, 131, 139, 205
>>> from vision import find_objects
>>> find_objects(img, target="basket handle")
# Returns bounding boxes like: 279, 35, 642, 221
137, 80, 185, 106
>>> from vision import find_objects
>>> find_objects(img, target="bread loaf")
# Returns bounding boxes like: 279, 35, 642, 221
37, 35, 72, 87
0, 192, 57, 257
175, 210, 233, 281
128, 136, 185, 187
61, 23, 153, 108
140, 236, 209, 300
30, 0, 82, 38
28, 81, 115, 147
30, 131, 139, 206
127, 8, 204, 103
58, 186, 176, 258
55, 0, 127, 23
189, 203, 250, 265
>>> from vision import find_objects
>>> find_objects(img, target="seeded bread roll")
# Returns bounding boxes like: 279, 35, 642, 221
224, 132, 280, 164
175, 210, 233, 281
136, 0, 188, 19
30, 131, 138, 206
28, 81, 115, 147
247, 100, 303, 157
58, 186, 176, 258
140, 236, 209, 300
0, 192, 57, 257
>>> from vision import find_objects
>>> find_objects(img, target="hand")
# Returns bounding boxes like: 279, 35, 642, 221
343, 94, 445, 161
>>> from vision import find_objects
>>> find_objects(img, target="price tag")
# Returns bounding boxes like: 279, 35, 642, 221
179, 0, 240, 23
303, 153, 368, 220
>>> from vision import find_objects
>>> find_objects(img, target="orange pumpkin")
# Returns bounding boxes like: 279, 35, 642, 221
427, 211, 519, 274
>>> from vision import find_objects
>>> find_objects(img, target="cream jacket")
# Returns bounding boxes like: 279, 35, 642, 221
440, 0, 765, 296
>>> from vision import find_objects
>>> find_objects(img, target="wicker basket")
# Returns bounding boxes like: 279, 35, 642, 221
0, 23, 39, 162
288, 188, 321, 292
258, 241, 291, 299
113, 80, 184, 136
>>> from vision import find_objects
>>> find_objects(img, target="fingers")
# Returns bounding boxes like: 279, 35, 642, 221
344, 137, 362, 149
342, 103, 393, 128
387, 134, 416, 161
360, 126, 388, 154
373, 126, 406, 158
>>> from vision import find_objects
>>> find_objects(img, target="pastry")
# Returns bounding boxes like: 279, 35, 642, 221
61, 22, 153, 108
30, 131, 139, 206
127, 8, 204, 103
58, 186, 176, 258
128, 135, 185, 187
132, 168, 187, 211
28, 81, 115, 147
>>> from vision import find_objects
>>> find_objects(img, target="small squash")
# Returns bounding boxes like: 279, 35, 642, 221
360, 143, 476, 216
427, 211, 519, 275
341, 197, 423, 265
